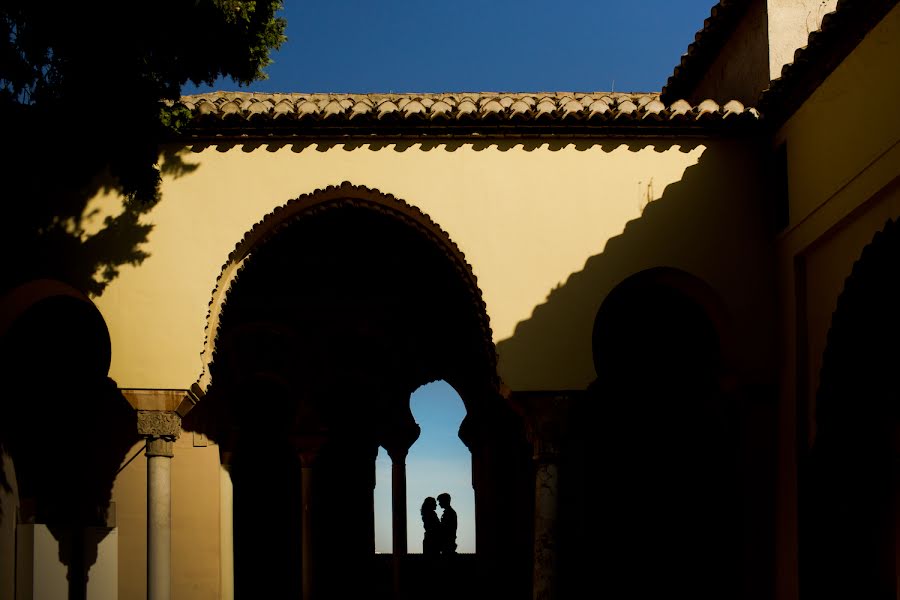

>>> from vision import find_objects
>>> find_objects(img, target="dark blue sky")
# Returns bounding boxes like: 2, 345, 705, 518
184, 1, 716, 95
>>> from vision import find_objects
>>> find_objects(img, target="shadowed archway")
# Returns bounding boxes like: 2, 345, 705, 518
0, 279, 137, 600
184, 183, 531, 598
565, 267, 741, 599
801, 219, 899, 600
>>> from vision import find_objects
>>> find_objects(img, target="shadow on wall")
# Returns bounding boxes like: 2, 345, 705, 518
0, 145, 196, 298
493, 135, 779, 599
496, 136, 776, 390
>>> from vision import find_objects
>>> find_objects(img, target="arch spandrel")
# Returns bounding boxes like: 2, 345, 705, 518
194, 181, 498, 401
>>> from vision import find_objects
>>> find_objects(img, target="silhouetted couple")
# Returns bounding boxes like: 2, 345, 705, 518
421, 493, 457, 556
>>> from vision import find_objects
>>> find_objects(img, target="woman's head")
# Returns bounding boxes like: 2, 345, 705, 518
421, 496, 437, 513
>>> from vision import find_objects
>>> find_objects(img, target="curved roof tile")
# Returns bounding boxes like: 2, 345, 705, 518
660, 0, 752, 104
176, 91, 760, 138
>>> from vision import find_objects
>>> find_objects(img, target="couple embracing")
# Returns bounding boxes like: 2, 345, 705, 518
421, 492, 457, 556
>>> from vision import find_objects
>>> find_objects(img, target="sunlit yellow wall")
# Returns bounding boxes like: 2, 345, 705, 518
772, 6, 900, 599
93, 135, 773, 393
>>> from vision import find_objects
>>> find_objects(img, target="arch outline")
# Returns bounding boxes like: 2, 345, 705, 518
194, 181, 497, 398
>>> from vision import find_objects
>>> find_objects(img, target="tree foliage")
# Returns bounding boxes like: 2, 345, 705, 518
0, 0, 286, 294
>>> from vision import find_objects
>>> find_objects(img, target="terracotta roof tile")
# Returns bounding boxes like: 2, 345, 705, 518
176, 92, 759, 138
661, 0, 752, 104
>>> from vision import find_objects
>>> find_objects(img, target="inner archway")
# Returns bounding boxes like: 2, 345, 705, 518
406, 380, 475, 553
185, 183, 531, 598
576, 268, 740, 599
373, 381, 474, 554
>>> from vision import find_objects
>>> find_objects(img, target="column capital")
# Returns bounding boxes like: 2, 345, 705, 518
379, 419, 420, 464
137, 410, 181, 439
137, 411, 181, 458
508, 391, 578, 462
289, 433, 328, 468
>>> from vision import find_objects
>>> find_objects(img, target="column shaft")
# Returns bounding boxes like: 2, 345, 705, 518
533, 460, 559, 600
137, 410, 180, 600
301, 463, 314, 600
391, 461, 408, 555
219, 463, 234, 600
507, 393, 573, 600
147, 445, 172, 600
391, 460, 407, 599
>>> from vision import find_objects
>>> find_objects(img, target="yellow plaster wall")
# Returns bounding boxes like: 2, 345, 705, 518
94, 136, 774, 392
767, 0, 838, 81
772, 6, 900, 599
775, 2, 900, 438
801, 181, 900, 439
779, 6, 900, 231
112, 441, 147, 599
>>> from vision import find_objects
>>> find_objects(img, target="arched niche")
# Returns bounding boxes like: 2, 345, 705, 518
184, 183, 531, 598
568, 267, 740, 599
801, 219, 899, 599
0, 279, 136, 598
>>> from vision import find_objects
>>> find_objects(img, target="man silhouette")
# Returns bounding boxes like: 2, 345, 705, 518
437, 492, 457, 554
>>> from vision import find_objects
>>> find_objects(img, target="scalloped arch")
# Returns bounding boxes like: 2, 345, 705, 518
194, 181, 496, 396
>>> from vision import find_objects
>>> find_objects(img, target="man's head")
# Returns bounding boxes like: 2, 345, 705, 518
437, 492, 451, 508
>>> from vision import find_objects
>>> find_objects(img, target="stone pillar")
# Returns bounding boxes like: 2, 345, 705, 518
219, 449, 234, 600
136, 411, 181, 600
381, 420, 420, 600
291, 434, 327, 600
509, 393, 573, 600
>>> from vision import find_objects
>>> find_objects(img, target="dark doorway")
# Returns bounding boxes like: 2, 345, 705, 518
573, 269, 740, 599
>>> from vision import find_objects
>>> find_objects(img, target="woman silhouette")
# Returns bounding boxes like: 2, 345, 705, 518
421, 496, 441, 556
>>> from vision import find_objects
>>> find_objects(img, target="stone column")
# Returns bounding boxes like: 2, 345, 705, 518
509, 393, 573, 600
137, 411, 181, 600
291, 434, 327, 600
381, 420, 420, 600
219, 449, 234, 600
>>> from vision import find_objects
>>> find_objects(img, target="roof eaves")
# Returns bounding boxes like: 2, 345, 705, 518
174, 92, 761, 141
660, 0, 753, 105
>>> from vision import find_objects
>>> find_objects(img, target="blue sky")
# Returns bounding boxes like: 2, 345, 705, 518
183, 0, 720, 553
183, 1, 717, 95
375, 381, 474, 553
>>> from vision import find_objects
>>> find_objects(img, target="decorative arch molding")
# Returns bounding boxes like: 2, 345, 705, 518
815, 217, 899, 435
194, 181, 497, 397
803, 217, 899, 598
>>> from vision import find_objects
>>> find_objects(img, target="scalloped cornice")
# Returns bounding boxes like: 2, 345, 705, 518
195, 182, 497, 396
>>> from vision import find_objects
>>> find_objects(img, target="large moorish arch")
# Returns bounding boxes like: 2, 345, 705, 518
568, 267, 743, 599
184, 182, 532, 598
